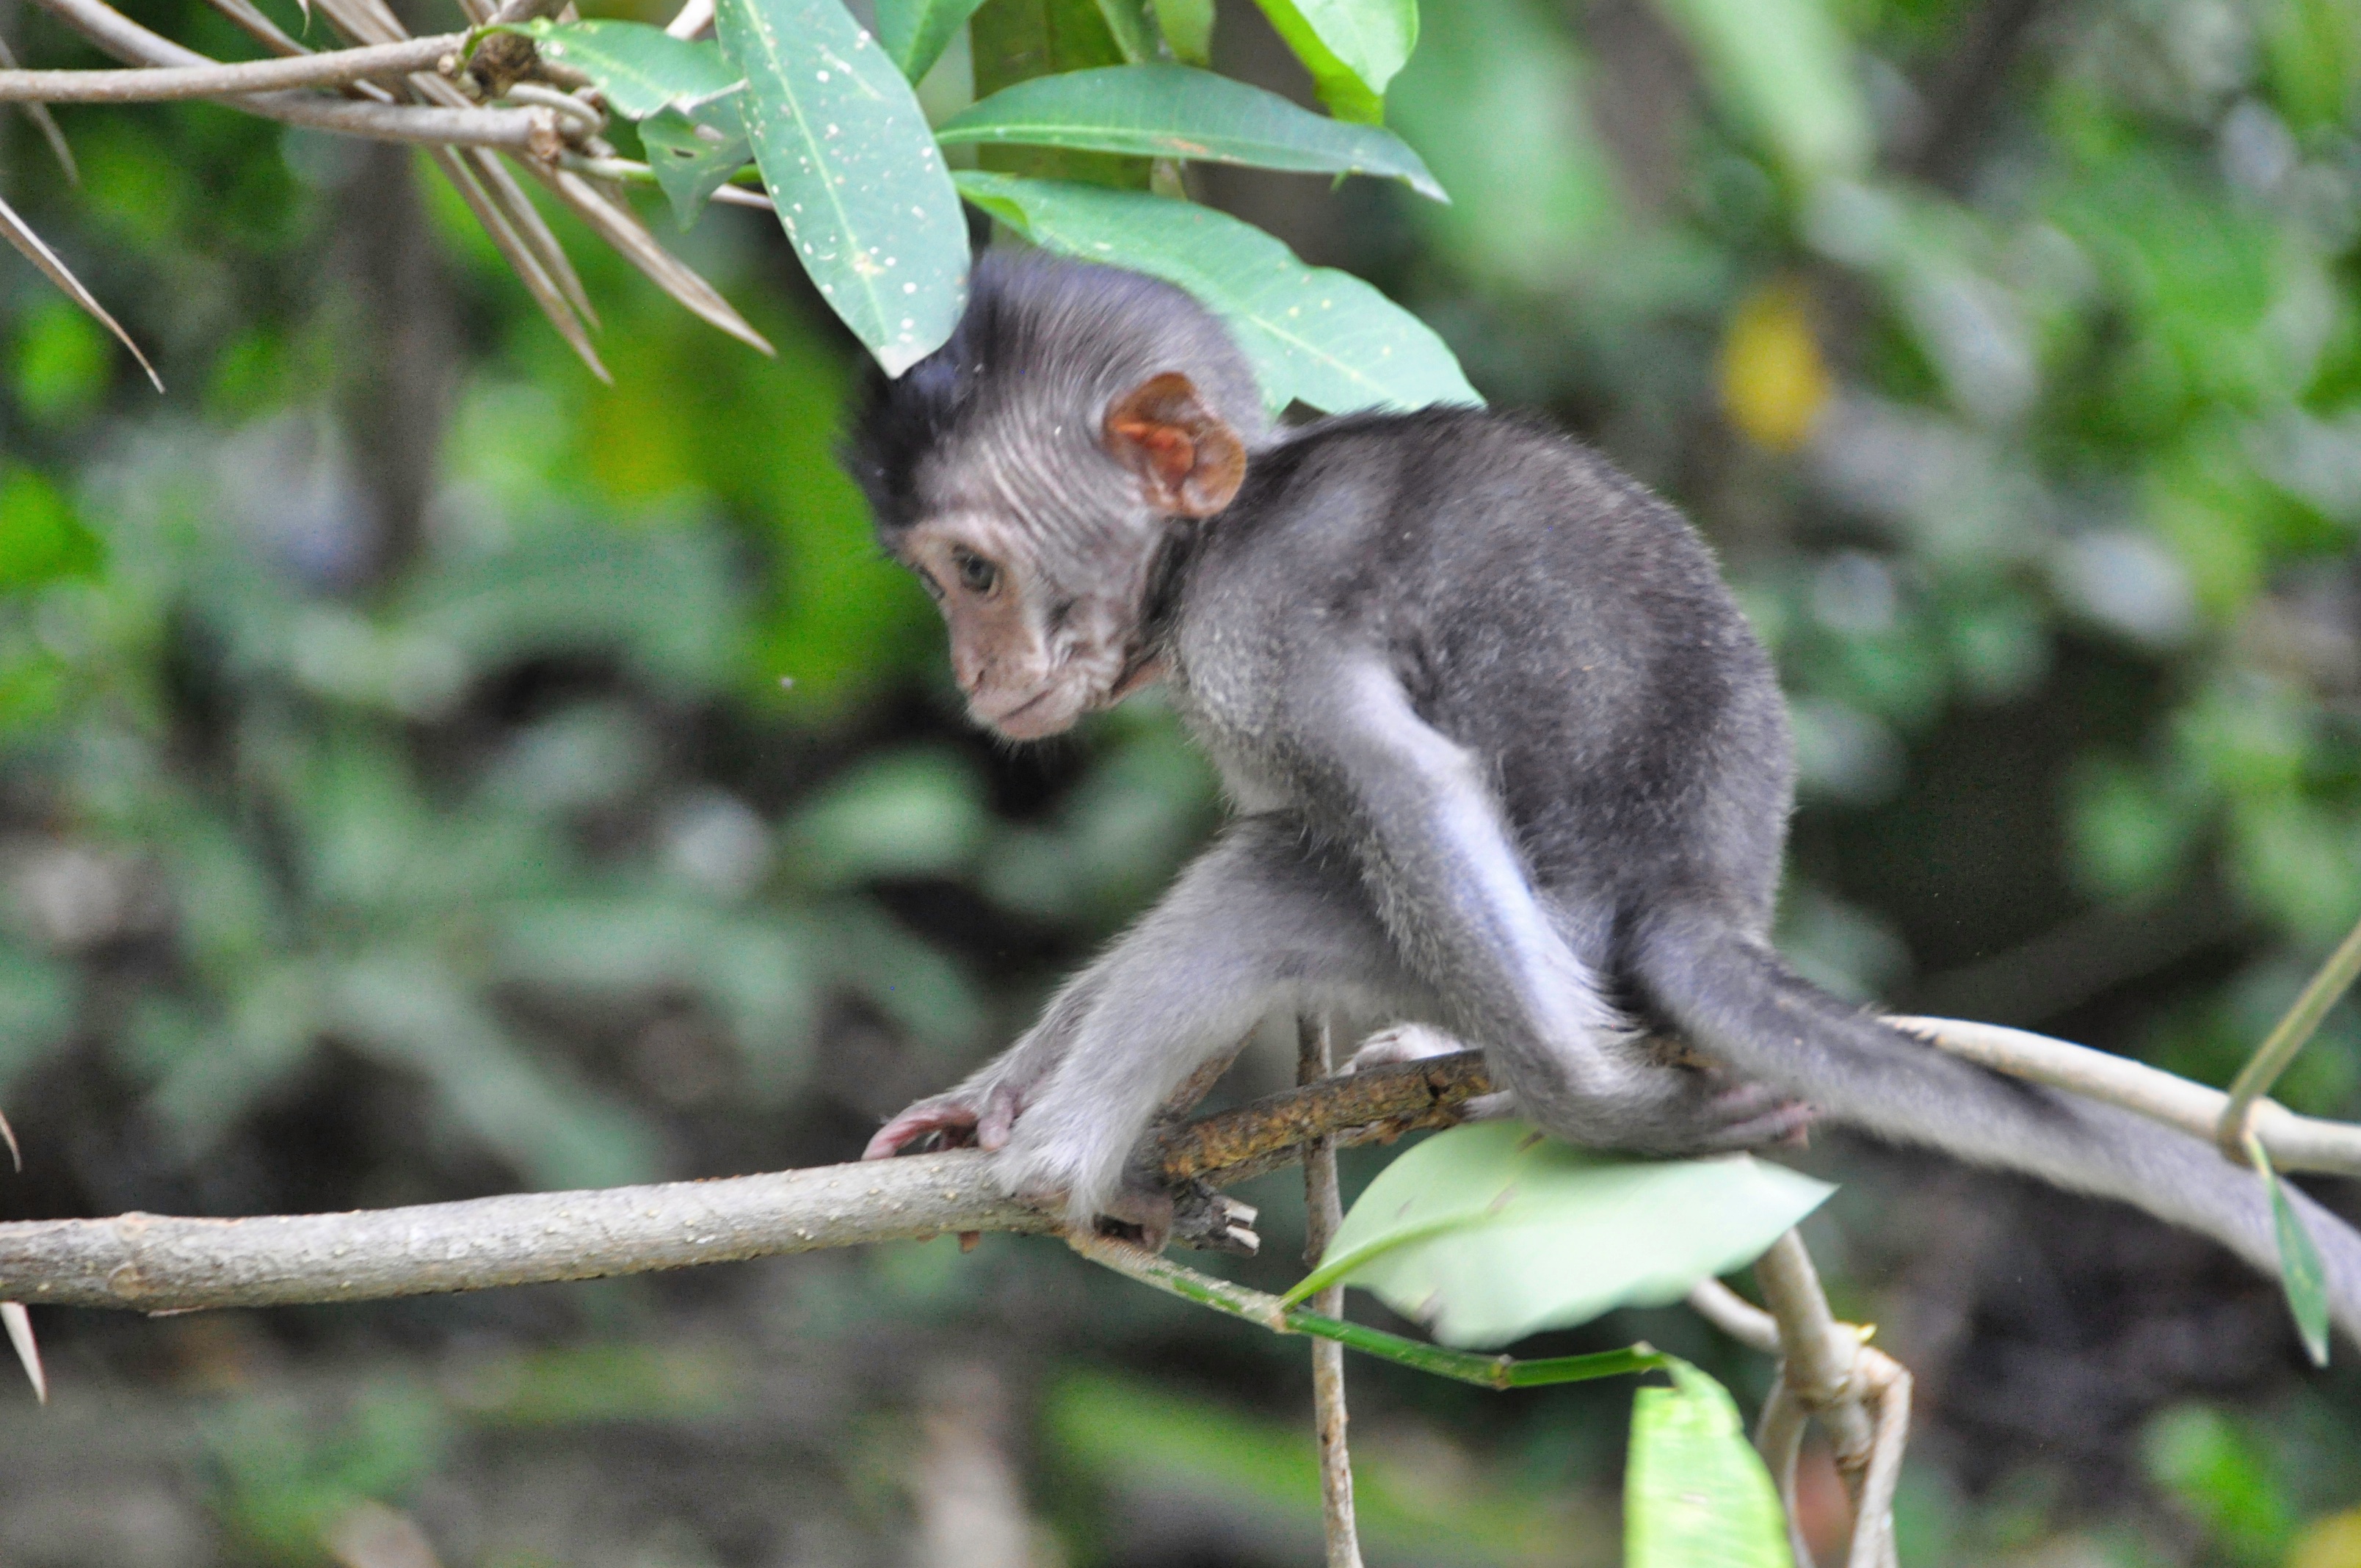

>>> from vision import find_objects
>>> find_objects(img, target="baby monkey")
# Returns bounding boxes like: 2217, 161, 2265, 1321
849, 252, 2361, 1344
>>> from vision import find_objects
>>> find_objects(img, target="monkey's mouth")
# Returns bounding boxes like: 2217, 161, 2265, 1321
976, 684, 1078, 741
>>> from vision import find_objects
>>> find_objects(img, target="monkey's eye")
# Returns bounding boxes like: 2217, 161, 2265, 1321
951, 548, 1000, 595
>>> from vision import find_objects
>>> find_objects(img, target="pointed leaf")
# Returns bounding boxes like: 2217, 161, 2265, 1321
640, 107, 756, 229
0, 192, 162, 393
952, 171, 1476, 413
429, 147, 609, 381
1, 1304, 44, 1404
937, 64, 1445, 199
0, 35, 77, 186
487, 18, 744, 119
1282, 1121, 1832, 1349
2249, 1132, 2332, 1367
1094, 0, 1158, 63
717, 0, 968, 374
874, 0, 989, 81
473, 148, 600, 328
1155, 0, 1214, 63
1627, 1361, 1792, 1568
1248, 0, 1416, 122
529, 164, 774, 355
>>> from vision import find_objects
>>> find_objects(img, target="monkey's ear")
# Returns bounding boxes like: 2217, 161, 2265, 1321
1103, 372, 1247, 518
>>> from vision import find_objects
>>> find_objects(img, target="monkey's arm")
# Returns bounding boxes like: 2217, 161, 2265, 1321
871, 816, 1418, 1235
1288, 656, 1799, 1153
861, 969, 1109, 1160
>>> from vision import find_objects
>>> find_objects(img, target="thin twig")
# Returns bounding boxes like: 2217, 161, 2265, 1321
560, 152, 774, 209
1069, 1234, 1664, 1388
0, 33, 79, 181
1754, 1372, 1813, 1567
0, 34, 461, 99
195, 0, 308, 57
0, 189, 162, 389
666, 0, 711, 37
29, 0, 545, 146
1686, 1277, 1780, 1354
1893, 1015, 2361, 1175
2217, 911, 2361, 1162
1298, 1016, 1364, 1568
1847, 1354, 1910, 1568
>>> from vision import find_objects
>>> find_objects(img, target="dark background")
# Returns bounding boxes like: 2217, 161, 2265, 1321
1, 0, 2359, 1561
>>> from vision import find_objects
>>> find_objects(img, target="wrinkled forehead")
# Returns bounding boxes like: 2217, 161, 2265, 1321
902, 412, 1136, 548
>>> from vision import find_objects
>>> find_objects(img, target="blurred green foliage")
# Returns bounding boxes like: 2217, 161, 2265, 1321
6, 0, 2361, 1559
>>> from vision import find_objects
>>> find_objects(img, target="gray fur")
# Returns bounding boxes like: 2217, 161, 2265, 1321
856, 254, 2361, 1349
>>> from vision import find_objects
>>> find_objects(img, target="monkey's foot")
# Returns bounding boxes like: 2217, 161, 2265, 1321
1661, 1075, 1816, 1153
862, 1083, 1025, 1160
1343, 1023, 1470, 1072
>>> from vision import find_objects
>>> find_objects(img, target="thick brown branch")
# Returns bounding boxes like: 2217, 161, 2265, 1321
0, 33, 460, 99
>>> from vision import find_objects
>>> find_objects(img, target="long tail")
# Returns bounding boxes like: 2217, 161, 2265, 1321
1628, 904, 2361, 1350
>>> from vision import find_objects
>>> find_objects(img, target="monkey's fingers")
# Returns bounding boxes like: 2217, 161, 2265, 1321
863, 1102, 980, 1160
974, 1086, 1026, 1152
1691, 1081, 1817, 1153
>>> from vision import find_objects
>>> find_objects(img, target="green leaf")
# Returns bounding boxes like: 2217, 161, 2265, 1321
717, 0, 969, 374
638, 108, 755, 231
952, 172, 1478, 413
875, 0, 990, 82
1648, 0, 1868, 185
969, 0, 1145, 186
1093, 0, 1159, 63
2249, 1132, 2332, 1367
0, 465, 102, 591
1153, 0, 1214, 64
1249, 0, 1417, 123
936, 65, 1445, 200
488, 20, 744, 120
1282, 1120, 1832, 1348
1627, 1360, 1795, 1568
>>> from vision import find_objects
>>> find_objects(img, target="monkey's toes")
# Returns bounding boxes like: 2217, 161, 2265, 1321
1692, 1081, 1816, 1152
1345, 1023, 1469, 1073
863, 1101, 980, 1160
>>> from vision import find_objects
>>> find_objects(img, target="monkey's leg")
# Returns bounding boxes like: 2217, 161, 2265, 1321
863, 967, 1111, 1160
1288, 655, 1805, 1155
987, 815, 1431, 1240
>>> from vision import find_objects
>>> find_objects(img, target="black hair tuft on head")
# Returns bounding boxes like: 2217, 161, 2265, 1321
841, 250, 1263, 540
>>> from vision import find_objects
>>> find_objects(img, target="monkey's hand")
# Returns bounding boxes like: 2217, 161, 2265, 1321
1349, 1023, 1813, 1151
861, 1081, 1025, 1160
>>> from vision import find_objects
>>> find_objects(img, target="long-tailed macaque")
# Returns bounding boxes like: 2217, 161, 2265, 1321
846, 250, 2361, 1345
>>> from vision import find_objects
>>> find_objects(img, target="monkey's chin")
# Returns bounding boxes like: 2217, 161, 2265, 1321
976, 686, 1092, 741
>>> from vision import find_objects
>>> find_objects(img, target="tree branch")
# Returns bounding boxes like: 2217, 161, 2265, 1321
28, 0, 545, 145
1890, 1015, 2361, 1175
0, 33, 462, 99
0, 1015, 2349, 1315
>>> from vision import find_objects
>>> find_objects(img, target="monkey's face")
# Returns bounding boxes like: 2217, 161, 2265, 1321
896, 509, 1156, 742
888, 371, 1249, 743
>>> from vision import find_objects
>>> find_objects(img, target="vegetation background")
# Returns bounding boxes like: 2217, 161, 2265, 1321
2, 0, 2360, 1561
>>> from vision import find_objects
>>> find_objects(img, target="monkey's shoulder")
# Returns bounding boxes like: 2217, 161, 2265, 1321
1185, 404, 1733, 640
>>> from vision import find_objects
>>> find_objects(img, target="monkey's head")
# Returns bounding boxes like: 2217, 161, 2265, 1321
846, 252, 1267, 741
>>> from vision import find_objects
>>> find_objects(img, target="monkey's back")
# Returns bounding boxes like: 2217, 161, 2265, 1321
1170, 405, 1794, 939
